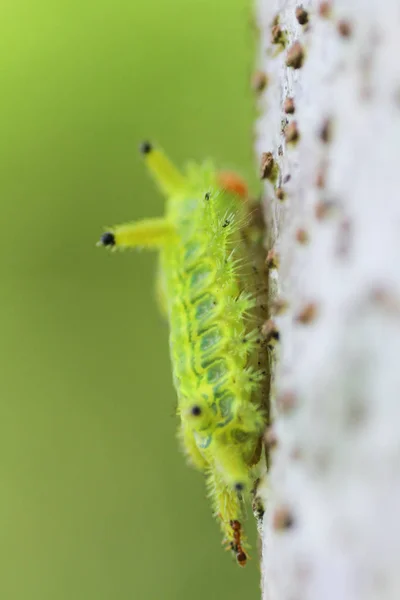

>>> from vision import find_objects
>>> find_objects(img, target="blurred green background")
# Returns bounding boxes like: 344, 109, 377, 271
0, 0, 259, 598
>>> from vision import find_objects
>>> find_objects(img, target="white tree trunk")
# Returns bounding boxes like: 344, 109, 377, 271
255, 2, 400, 599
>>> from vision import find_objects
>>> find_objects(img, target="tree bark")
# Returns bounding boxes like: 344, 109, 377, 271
255, 2, 400, 599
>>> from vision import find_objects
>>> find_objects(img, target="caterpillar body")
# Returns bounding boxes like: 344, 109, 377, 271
98, 143, 270, 565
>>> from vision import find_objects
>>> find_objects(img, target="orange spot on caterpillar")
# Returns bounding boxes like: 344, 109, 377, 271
217, 171, 248, 199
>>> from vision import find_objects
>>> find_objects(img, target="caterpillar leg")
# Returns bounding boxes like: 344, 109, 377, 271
98, 218, 175, 249
177, 422, 208, 471
140, 142, 187, 197
206, 467, 249, 567
212, 434, 252, 493
229, 519, 249, 567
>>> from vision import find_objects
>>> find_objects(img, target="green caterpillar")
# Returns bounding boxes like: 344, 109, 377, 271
98, 143, 270, 565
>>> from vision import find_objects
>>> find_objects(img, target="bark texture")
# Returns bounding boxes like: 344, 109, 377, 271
255, 2, 400, 599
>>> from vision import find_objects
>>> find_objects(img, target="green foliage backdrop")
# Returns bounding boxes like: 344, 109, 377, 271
0, 1, 258, 598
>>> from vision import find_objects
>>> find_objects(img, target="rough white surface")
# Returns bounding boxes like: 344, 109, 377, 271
255, 2, 400, 600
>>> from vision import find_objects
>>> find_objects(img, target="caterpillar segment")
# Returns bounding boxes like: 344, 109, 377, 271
98, 142, 270, 564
